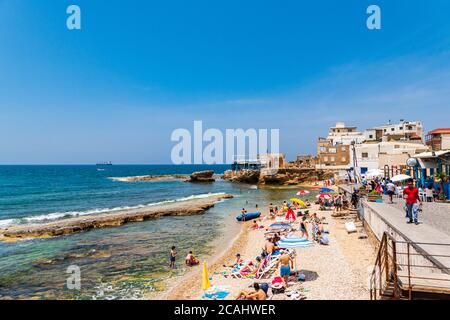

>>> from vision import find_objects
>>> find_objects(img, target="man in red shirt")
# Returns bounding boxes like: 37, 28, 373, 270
403, 179, 422, 224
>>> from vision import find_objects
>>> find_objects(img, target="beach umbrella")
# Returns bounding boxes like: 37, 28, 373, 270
319, 187, 334, 193
391, 174, 411, 183
202, 262, 211, 291
316, 193, 332, 200
278, 236, 313, 271
296, 190, 310, 196
290, 198, 306, 206
366, 169, 383, 179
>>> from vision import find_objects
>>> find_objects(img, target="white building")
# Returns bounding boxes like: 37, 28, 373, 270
326, 122, 366, 145
352, 141, 429, 175
373, 120, 424, 142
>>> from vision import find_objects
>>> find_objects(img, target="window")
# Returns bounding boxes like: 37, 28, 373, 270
399, 127, 403, 130
394, 145, 400, 149
391, 128, 395, 131
362, 152, 369, 158
384, 129, 387, 132
369, 135, 373, 139
330, 156, 335, 162
323, 156, 328, 162
341, 146, 346, 151
329, 148, 337, 153
342, 157, 346, 162
320, 146, 326, 152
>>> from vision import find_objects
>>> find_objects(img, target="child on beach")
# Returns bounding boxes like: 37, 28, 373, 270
169, 246, 177, 269
249, 220, 259, 230
185, 251, 199, 266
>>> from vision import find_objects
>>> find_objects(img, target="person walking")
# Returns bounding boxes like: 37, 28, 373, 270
425, 185, 434, 202
386, 180, 396, 204
403, 179, 422, 225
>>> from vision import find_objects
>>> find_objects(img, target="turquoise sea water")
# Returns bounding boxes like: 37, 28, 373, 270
0, 165, 303, 299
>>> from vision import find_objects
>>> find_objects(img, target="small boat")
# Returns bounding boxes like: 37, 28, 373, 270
96, 161, 113, 166
236, 212, 261, 222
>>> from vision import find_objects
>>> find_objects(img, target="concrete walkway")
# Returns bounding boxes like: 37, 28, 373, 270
366, 201, 450, 265
386, 198, 450, 235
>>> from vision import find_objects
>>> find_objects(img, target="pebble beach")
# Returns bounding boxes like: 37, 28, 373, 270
167, 199, 377, 300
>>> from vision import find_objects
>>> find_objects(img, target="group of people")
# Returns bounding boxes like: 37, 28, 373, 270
169, 246, 200, 269
317, 193, 349, 212
264, 200, 312, 222
361, 176, 427, 225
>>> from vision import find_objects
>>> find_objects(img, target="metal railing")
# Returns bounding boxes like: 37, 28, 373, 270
370, 232, 450, 300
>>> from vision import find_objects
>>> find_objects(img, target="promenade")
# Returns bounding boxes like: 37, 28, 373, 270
339, 184, 450, 296
387, 199, 450, 236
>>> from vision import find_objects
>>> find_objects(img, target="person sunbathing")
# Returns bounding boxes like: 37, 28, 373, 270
249, 220, 259, 230
224, 253, 243, 268
240, 256, 262, 274
185, 251, 199, 266
236, 283, 267, 300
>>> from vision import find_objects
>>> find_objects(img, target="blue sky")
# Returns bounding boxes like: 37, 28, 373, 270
0, 0, 449, 164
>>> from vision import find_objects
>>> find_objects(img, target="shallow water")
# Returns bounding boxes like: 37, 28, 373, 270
0, 165, 315, 299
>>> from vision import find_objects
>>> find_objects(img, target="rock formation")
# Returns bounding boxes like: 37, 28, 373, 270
186, 170, 215, 182
111, 175, 189, 182
222, 169, 260, 184
222, 168, 334, 185
0, 193, 233, 241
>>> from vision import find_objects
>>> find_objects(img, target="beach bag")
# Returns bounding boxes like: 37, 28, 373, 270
270, 283, 286, 295
259, 283, 269, 294
320, 234, 329, 245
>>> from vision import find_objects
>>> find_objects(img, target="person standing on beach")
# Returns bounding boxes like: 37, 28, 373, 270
277, 252, 294, 286
403, 179, 422, 225
299, 216, 309, 239
264, 239, 275, 256
285, 205, 296, 222
169, 246, 177, 269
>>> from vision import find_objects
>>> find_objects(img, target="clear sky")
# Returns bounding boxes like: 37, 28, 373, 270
1, 0, 449, 164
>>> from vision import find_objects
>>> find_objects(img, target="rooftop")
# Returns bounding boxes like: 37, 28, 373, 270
428, 128, 450, 135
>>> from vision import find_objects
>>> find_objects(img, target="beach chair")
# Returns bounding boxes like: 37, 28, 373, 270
256, 255, 280, 279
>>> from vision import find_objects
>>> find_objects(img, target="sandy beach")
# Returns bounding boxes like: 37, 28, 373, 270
167, 201, 377, 300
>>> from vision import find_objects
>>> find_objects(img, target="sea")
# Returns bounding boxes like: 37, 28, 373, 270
0, 165, 309, 300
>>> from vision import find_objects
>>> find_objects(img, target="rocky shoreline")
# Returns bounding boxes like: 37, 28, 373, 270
222, 168, 334, 185
110, 174, 190, 182
0, 193, 233, 242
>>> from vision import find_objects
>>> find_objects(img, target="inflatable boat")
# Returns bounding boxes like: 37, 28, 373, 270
236, 211, 261, 222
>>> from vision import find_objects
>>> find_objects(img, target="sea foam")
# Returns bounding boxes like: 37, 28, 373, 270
0, 192, 226, 228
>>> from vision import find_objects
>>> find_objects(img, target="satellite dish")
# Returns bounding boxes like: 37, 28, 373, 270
406, 158, 418, 167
